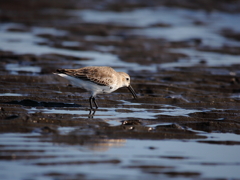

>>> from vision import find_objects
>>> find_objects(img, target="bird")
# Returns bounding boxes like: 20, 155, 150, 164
54, 66, 137, 109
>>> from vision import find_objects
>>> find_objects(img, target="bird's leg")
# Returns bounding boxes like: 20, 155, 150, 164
92, 97, 98, 109
89, 96, 94, 109
89, 96, 98, 109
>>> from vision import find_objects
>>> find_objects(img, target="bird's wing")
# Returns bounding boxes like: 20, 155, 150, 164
56, 67, 116, 86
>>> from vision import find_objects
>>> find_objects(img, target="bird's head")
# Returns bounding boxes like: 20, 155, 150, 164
118, 72, 137, 99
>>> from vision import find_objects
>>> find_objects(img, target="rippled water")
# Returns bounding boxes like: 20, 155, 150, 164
72, 7, 240, 47
29, 104, 203, 118
0, 23, 156, 72
1, 6, 240, 71
1, 132, 240, 180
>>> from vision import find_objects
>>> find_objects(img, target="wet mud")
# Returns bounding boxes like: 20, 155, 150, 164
1, 0, 240, 180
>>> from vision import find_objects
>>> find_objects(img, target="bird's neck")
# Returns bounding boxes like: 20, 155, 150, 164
116, 72, 125, 88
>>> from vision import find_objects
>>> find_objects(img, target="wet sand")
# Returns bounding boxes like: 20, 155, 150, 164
0, 0, 240, 180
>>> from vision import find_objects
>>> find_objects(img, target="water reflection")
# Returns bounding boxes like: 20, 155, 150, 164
0, 131, 239, 180
28, 104, 205, 123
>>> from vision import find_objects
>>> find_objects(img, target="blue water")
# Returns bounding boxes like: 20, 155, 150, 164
0, 132, 239, 180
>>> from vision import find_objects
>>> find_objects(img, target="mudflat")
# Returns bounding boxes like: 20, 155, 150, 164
0, 1, 240, 180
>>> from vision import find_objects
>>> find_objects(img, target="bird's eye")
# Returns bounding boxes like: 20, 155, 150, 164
126, 78, 129, 81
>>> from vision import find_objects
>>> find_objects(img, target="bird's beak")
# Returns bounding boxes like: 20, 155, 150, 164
127, 85, 137, 99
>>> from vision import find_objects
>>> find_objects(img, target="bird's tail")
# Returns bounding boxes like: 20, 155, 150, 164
56, 69, 66, 73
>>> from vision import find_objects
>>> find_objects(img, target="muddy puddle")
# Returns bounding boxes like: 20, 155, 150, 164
1, 1, 240, 180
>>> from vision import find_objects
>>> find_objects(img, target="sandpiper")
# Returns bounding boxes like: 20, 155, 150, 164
55, 66, 137, 109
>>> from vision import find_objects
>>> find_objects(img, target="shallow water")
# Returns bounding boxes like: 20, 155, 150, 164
0, 23, 156, 72
28, 103, 206, 127
5, 63, 42, 74
1, 132, 240, 180
160, 48, 240, 68
70, 6, 240, 69
73, 7, 240, 47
